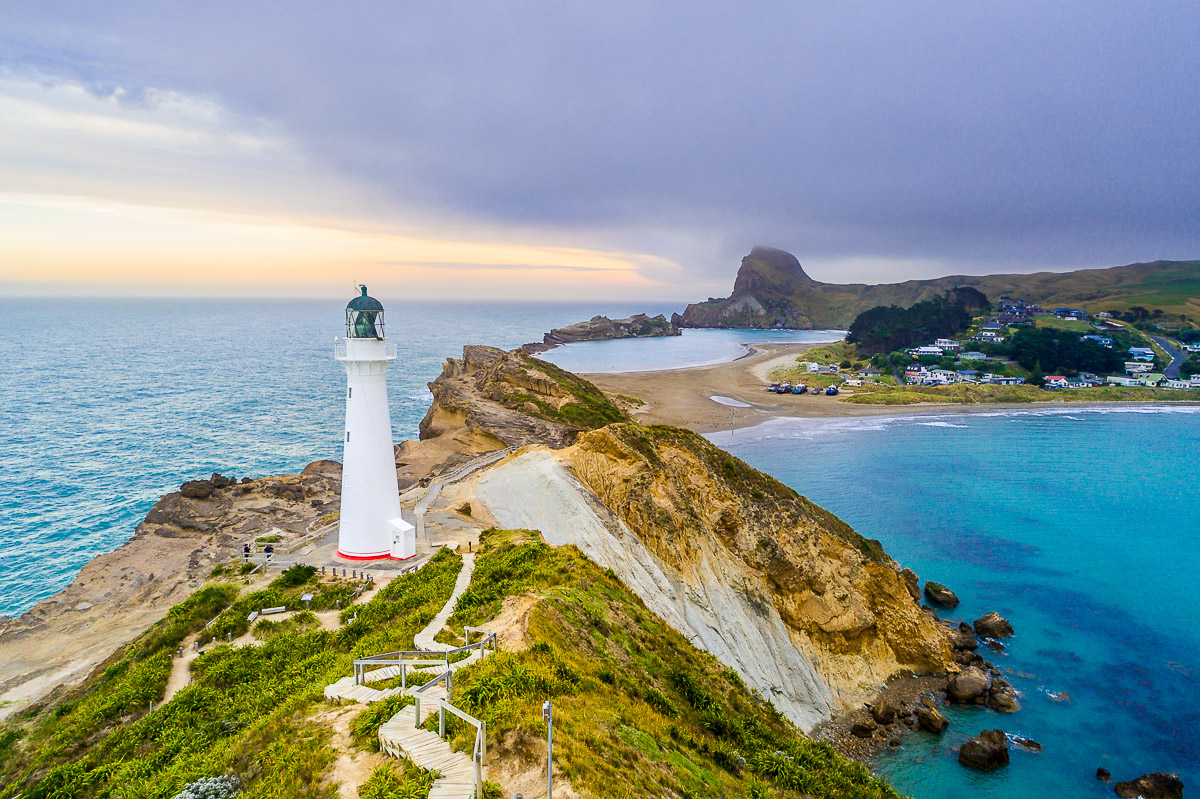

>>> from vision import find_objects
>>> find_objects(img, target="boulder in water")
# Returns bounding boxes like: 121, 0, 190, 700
1113, 773, 1184, 799
974, 611, 1014, 638
1097, 768, 1112, 782
947, 666, 990, 703
924, 581, 960, 608
915, 705, 949, 734
958, 729, 1010, 771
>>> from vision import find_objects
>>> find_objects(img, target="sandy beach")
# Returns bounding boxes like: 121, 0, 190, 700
586, 342, 982, 432
584, 341, 1197, 434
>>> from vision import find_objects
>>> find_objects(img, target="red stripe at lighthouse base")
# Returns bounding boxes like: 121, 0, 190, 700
335, 550, 419, 562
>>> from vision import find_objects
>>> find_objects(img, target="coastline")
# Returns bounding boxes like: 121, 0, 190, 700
583, 341, 1200, 434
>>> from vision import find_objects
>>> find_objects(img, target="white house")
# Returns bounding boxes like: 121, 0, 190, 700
1045, 375, 1069, 388
935, 338, 963, 351
1106, 376, 1138, 387
909, 345, 943, 357
1138, 373, 1165, 387
1165, 379, 1192, 389
1125, 361, 1154, 374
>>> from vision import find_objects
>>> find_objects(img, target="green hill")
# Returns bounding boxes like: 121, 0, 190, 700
674, 246, 1200, 328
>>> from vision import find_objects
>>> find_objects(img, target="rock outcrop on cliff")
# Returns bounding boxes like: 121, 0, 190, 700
471, 421, 953, 730
418, 346, 630, 450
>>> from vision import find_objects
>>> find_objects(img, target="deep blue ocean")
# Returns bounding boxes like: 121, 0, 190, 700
1, 298, 1195, 798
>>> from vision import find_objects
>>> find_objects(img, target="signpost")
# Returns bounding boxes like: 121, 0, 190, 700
543, 700, 554, 798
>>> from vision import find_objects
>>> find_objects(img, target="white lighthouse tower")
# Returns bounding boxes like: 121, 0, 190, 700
335, 286, 415, 560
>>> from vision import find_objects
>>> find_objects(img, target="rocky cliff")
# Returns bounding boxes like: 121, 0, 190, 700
461, 376, 953, 729
524, 312, 680, 354
674, 246, 1200, 328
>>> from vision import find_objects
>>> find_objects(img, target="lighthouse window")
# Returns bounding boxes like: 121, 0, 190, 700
348, 388, 352, 399
346, 431, 350, 441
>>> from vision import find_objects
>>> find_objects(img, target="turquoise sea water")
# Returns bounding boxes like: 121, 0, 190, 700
714, 408, 1199, 798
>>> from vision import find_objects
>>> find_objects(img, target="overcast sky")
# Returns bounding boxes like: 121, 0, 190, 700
2, 2, 1198, 299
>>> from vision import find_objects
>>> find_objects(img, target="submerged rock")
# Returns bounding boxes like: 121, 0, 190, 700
915, 705, 949, 734
1097, 767, 1112, 782
1012, 736, 1042, 753
958, 729, 1010, 771
1113, 773, 1184, 799
947, 667, 991, 704
974, 611, 1014, 638
924, 581, 960, 608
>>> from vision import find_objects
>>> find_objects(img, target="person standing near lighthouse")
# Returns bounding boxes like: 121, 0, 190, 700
334, 286, 415, 560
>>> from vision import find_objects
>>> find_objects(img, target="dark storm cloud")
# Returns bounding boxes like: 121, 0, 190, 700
4, 1, 1199, 282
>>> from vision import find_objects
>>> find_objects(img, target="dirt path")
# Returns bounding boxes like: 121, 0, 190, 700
313, 705, 389, 799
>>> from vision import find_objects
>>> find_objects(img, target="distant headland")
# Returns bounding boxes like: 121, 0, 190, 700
674, 246, 1200, 329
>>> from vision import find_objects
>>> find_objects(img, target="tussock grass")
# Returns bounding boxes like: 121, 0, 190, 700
0, 550, 462, 799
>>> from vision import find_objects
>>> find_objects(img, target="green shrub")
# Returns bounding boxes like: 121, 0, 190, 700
358, 762, 438, 799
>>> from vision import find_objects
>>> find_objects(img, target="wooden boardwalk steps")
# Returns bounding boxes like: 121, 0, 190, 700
322, 550, 495, 798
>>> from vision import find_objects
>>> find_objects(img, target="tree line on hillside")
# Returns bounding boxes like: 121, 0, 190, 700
846, 288, 990, 355
1008, 327, 1125, 376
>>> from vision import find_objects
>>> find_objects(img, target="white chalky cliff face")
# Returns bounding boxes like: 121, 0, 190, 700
336, 286, 413, 560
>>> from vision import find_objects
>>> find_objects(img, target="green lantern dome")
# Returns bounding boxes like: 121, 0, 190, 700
346, 285, 385, 339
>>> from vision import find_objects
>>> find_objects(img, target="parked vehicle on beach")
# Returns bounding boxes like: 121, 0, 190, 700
792, 384, 808, 395
825, 385, 840, 396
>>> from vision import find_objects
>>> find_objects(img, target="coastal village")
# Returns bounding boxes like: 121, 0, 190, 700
766, 297, 1200, 400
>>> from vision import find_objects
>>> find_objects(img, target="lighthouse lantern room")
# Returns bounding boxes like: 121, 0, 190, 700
335, 286, 415, 560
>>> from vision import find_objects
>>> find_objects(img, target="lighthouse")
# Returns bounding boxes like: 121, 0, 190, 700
335, 286, 415, 560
